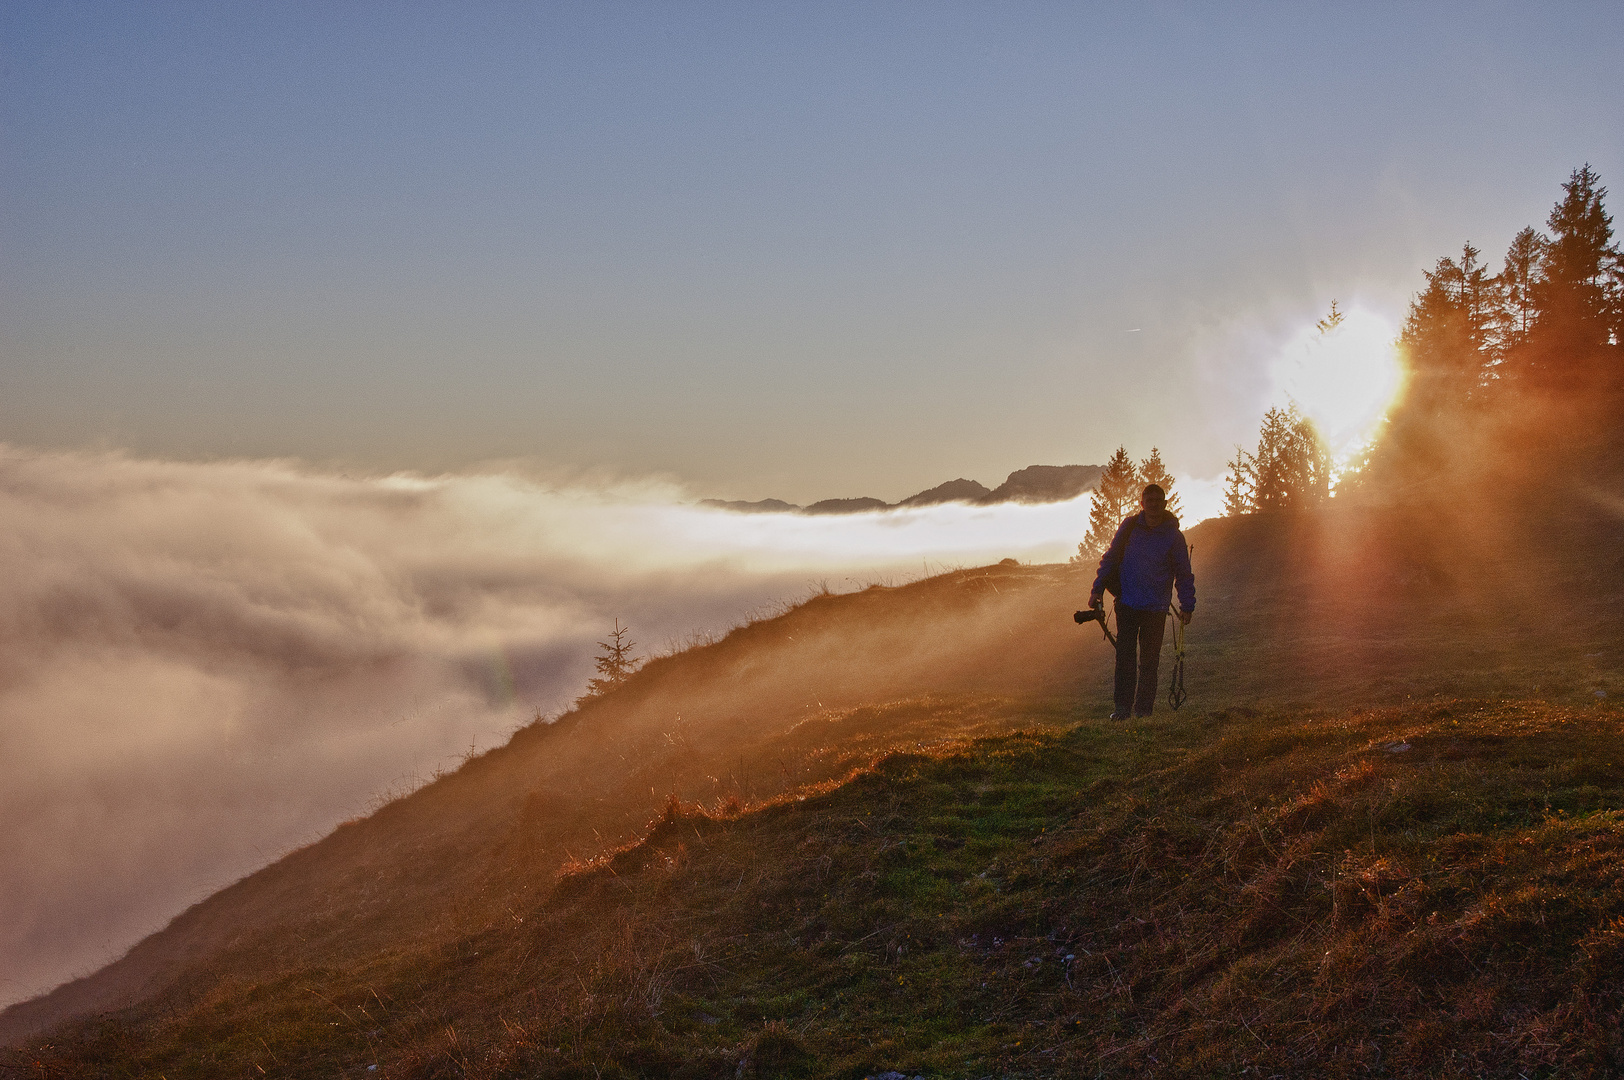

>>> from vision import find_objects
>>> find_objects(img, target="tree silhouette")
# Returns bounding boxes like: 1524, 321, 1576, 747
1524, 164, 1621, 395
1246, 405, 1329, 513
580, 619, 642, 701
1249, 407, 1294, 512
1396, 246, 1499, 420
1498, 226, 1547, 355
1315, 299, 1346, 335
1362, 168, 1622, 485
1075, 446, 1138, 564
1136, 446, 1182, 517
1221, 446, 1254, 517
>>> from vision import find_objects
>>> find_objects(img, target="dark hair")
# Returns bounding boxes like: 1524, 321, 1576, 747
1142, 484, 1166, 508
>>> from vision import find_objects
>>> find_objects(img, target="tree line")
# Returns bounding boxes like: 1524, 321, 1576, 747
1221, 400, 1333, 517
1401, 165, 1621, 409
1221, 164, 1622, 515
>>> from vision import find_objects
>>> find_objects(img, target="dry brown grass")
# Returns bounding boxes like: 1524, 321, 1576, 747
11, 699, 1624, 1078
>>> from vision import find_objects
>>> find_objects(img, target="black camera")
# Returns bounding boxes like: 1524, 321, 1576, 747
1073, 608, 1104, 625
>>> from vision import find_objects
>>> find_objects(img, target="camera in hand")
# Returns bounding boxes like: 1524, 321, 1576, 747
1074, 608, 1104, 625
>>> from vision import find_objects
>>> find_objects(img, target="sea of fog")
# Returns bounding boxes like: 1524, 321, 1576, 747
0, 445, 1216, 1009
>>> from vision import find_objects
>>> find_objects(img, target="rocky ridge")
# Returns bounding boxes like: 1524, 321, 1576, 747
701, 463, 1103, 515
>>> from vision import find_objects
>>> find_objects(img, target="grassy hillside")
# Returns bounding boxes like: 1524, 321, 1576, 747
17, 700, 1624, 1078
0, 559, 1105, 1048
4, 488, 1623, 1076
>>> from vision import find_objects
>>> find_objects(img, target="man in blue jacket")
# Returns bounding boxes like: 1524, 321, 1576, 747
1088, 484, 1196, 719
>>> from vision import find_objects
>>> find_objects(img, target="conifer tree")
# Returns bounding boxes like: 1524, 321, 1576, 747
581, 619, 641, 701
1399, 245, 1497, 413
1356, 166, 1621, 489
1525, 164, 1621, 394
1315, 299, 1346, 335
1221, 447, 1254, 517
1498, 226, 1547, 354
1541, 165, 1617, 331
1076, 446, 1138, 564
1135, 447, 1182, 517
1250, 407, 1295, 512
1296, 409, 1333, 503
1249, 405, 1329, 511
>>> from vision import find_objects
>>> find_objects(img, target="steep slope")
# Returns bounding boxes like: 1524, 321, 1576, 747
0, 561, 1102, 1046
20, 701, 1624, 1079
4, 483, 1621, 1056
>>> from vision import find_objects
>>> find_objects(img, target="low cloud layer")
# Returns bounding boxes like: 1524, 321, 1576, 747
0, 445, 1108, 1008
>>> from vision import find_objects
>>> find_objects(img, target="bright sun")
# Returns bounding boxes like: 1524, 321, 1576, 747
1270, 305, 1404, 466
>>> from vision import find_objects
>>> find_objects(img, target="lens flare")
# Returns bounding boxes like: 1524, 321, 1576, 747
1270, 306, 1404, 465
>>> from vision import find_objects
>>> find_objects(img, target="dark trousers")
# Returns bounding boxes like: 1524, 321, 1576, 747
1114, 602, 1167, 717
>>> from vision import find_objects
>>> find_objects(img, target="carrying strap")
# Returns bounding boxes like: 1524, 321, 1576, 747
1120, 514, 1140, 561
1166, 604, 1187, 710
1166, 543, 1192, 710
1103, 514, 1140, 597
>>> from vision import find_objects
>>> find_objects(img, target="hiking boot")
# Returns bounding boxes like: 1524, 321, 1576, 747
1108, 711, 1129, 720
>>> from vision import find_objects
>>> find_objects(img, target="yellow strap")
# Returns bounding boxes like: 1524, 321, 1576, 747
1167, 604, 1186, 657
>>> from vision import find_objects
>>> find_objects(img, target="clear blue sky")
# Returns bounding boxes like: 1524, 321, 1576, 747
3, 2, 1620, 502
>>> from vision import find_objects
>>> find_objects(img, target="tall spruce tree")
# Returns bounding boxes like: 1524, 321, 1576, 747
1498, 226, 1547, 355
1298, 410, 1333, 503
1399, 245, 1497, 414
1541, 165, 1617, 333
1525, 164, 1621, 396
1359, 247, 1501, 485
1076, 446, 1138, 563
1135, 447, 1182, 517
1221, 447, 1254, 517
1250, 405, 1329, 512
1250, 408, 1295, 512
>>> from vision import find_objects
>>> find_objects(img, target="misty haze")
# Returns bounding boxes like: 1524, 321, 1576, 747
2, 4, 1622, 1078
0, 445, 1107, 1007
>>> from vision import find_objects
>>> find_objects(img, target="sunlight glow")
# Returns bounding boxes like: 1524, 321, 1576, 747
1169, 474, 1224, 526
1270, 306, 1404, 466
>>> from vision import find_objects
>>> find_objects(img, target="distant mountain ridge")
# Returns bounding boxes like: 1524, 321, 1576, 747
701, 463, 1103, 515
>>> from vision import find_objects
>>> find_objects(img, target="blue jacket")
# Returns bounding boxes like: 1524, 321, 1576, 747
1091, 512, 1196, 613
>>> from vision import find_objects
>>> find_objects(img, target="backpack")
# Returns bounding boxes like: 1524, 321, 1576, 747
1099, 516, 1139, 599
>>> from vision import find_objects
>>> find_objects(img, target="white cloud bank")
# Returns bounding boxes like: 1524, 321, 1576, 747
1, 445, 1189, 1009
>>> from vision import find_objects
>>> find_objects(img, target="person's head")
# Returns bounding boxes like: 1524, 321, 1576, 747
1141, 484, 1166, 516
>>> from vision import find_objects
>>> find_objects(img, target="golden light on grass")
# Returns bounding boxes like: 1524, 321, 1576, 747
1271, 305, 1405, 468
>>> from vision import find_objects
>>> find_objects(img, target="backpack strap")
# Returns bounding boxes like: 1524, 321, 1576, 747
1102, 514, 1139, 598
